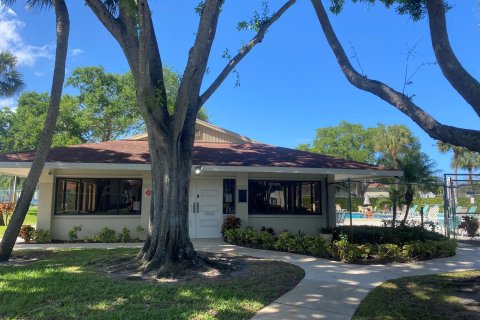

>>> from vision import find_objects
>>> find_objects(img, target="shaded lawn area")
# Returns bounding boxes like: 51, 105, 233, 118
0, 207, 37, 238
353, 270, 480, 320
0, 248, 304, 319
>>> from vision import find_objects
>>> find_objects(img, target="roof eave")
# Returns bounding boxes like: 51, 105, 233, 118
0, 162, 402, 178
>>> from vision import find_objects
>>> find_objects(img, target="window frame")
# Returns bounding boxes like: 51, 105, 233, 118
247, 179, 322, 216
54, 177, 142, 216
223, 179, 236, 214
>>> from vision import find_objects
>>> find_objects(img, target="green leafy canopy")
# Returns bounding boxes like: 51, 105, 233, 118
329, 0, 450, 21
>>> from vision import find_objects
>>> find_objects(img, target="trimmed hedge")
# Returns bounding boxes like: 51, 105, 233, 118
223, 226, 456, 264
333, 226, 446, 245
331, 238, 456, 263
223, 227, 330, 258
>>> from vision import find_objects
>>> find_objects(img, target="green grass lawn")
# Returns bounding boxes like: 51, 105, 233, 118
353, 270, 480, 320
0, 206, 37, 238
0, 248, 304, 319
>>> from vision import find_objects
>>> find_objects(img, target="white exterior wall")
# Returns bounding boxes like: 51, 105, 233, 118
42, 169, 150, 240
245, 172, 328, 235
36, 172, 54, 230
37, 168, 333, 240
248, 216, 323, 235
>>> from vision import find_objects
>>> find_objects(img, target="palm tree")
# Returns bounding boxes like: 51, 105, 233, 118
458, 150, 480, 185
436, 141, 465, 177
374, 124, 416, 169
398, 151, 439, 225
0, 51, 24, 98
378, 183, 406, 227
0, 0, 70, 262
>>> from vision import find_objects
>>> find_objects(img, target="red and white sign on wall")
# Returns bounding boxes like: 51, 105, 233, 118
144, 188, 152, 197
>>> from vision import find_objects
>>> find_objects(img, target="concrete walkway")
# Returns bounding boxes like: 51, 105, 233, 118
12, 240, 480, 320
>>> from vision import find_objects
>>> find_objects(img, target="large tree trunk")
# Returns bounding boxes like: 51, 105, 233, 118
0, 0, 69, 261
84, 0, 295, 276
136, 118, 204, 277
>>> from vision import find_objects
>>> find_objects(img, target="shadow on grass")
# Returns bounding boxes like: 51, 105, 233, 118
353, 271, 480, 320
0, 248, 304, 320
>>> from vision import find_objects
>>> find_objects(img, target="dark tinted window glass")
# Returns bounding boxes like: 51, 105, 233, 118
248, 180, 321, 215
55, 178, 142, 215
223, 179, 235, 214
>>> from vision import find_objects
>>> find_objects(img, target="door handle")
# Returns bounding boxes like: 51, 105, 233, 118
196, 202, 199, 213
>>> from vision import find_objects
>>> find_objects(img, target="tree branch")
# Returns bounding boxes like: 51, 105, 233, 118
137, 0, 170, 128
173, 0, 222, 135
310, 0, 480, 152
198, 0, 297, 109
426, 0, 480, 117
85, 0, 140, 76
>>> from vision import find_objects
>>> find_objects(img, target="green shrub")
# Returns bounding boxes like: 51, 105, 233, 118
117, 227, 133, 243
402, 240, 457, 259
221, 216, 241, 235
458, 216, 479, 238
303, 236, 330, 257
34, 229, 51, 243
19, 225, 35, 243
93, 227, 117, 243
332, 239, 362, 262
260, 226, 275, 235
223, 226, 455, 263
333, 226, 445, 245
274, 232, 297, 252
68, 225, 82, 241
376, 243, 403, 260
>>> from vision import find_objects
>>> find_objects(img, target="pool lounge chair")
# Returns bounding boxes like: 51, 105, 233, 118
455, 206, 468, 214
467, 206, 477, 214
425, 205, 439, 222
408, 205, 418, 217
420, 205, 430, 217
336, 204, 347, 213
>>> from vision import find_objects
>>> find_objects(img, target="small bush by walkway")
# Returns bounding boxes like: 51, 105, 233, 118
353, 270, 480, 320
0, 248, 304, 320
223, 226, 456, 263
0, 207, 37, 238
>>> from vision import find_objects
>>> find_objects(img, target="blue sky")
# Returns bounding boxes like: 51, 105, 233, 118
0, 1, 478, 175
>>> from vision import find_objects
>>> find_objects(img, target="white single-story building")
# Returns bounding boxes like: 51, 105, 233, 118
0, 119, 401, 240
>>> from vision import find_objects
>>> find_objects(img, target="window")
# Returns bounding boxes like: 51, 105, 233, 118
248, 180, 321, 215
223, 179, 235, 214
55, 178, 142, 215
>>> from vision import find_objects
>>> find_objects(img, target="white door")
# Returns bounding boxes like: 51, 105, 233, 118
188, 179, 223, 239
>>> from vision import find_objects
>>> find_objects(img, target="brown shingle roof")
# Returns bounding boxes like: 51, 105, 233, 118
0, 140, 391, 171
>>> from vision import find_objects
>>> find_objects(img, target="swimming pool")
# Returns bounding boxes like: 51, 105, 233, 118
341, 212, 392, 219
338, 212, 448, 220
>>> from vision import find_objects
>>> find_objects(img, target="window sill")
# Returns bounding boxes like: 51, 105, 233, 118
53, 215, 141, 219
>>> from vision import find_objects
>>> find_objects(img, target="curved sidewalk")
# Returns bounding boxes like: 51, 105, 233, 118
194, 240, 480, 320
12, 240, 480, 320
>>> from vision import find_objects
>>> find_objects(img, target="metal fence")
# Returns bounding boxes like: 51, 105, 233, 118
444, 173, 480, 239
0, 189, 39, 206
332, 178, 448, 236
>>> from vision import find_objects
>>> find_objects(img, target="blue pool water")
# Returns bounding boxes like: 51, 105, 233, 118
339, 212, 447, 220
342, 212, 391, 219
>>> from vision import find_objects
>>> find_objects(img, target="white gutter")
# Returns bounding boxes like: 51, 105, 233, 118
0, 162, 402, 177
0, 162, 150, 171
201, 165, 402, 177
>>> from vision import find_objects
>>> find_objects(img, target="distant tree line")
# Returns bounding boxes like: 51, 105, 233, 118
0, 66, 208, 153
